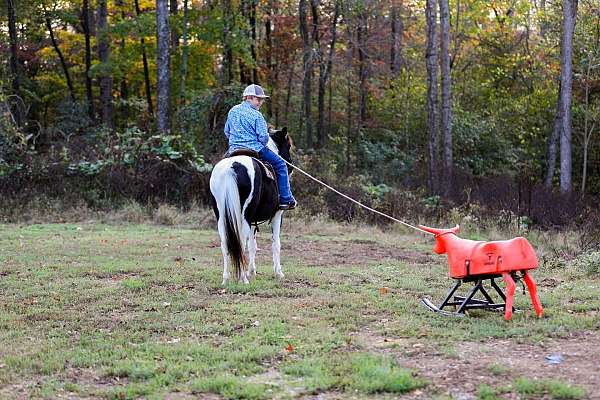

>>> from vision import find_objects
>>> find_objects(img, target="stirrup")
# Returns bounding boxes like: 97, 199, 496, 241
279, 200, 297, 210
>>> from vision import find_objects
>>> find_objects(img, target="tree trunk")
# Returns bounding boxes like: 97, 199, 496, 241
451, 0, 461, 67
45, 15, 76, 102
439, 0, 452, 195
538, 0, 548, 40
178, 0, 190, 109
284, 55, 296, 125
299, 0, 313, 148
316, 0, 339, 148
238, 0, 251, 84
135, 0, 154, 118
390, 0, 404, 75
580, 20, 600, 197
250, 0, 258, 83
82, 0, 95, 121
357, 7, 368, 126
343, 2, 354, 172
5, 0, 23, 127
221, 0, 233, 85
170, 0, 179, 48
156, 0, 171, 133
98, 0, 114, 129
425, 0, 439, 194
118, 1, 128, 122
265, 0, 274, 118
581, 60, 595, 197
559, 0, 578, 194
545, 86, 561, 189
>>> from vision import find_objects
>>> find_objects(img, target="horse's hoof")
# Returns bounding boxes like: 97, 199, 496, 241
275, 272, 285, 280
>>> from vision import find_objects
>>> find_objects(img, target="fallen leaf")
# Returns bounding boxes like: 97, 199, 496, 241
286, 343, 294, 352
379, 287, 389, 295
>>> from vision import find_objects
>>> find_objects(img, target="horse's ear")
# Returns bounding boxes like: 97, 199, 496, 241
272, 127, 287, 141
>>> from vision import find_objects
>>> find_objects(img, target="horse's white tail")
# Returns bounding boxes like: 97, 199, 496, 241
210, 165, 247, 281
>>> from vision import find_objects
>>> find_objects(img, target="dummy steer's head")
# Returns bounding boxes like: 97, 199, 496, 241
418, 225, 460, 254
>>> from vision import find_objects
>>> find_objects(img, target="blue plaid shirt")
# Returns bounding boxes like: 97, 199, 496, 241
224, 101, 269, 152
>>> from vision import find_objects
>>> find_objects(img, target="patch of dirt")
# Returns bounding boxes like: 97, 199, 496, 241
276, 238, 434, 267
355, 329, 600, 399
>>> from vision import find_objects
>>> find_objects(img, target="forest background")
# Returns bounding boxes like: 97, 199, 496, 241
1, 0, 599, 232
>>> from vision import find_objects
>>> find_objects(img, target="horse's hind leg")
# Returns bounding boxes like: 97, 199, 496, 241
217, 217, 230, 285
271, 211, 284, 279
239, 221, 252, 284
247, 228, 257, 278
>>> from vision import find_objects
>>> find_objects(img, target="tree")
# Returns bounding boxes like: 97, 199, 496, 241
135, 0, 155, 118
156, 0, 171, 133
425, 0, 439, 194
439, 0, 452, 195
178, 0, 190, 108
5, 0, 23, 127
343, 0, 355, 171
316, 0, 340, 147
357, 2, 368, 127
98, 0, 114, 128
45, 10, 76, 102
170, 0, 179, 48
299, 0, 314, 147
82, 0, 95, 121
221, 0, 234, 85
559, 0, 578, 194
390, 0, 404, 75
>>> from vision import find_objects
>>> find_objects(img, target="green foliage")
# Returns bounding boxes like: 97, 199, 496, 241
362, 182, 392, 200
346, 353, 425, 394
66, 127, 211, 177
514, 377, 586, 400
477, 384, 500, 400
452, 108, 518, 176
191, 375, 268, 400
176, 84, 245, 152
571, 251, 600, 275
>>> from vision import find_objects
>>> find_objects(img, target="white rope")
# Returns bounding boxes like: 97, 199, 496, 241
283, 160, 433, 236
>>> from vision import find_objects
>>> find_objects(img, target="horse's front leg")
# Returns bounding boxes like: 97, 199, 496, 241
247, 227, 258, 278
271, 211, 284, 279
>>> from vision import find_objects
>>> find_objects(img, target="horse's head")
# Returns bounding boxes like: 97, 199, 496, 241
268, 127, 294, 174
418, 225, 460, 254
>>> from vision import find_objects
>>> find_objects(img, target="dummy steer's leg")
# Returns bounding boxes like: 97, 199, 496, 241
524, 270, 543, 317
502, 273, 516, 321
271, 211, 284, 279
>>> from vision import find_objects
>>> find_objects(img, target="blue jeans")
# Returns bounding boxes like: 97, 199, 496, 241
258, 147, 294, 203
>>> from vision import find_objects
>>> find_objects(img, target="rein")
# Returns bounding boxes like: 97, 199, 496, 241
282, 160, 433, 236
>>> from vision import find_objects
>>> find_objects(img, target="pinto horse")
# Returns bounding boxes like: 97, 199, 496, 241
209, 128, 293, 285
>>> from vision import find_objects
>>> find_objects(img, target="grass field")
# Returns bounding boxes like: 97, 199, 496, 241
0, 219, 598, 399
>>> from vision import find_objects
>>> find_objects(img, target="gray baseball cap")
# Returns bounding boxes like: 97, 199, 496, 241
243, 84, 270, 98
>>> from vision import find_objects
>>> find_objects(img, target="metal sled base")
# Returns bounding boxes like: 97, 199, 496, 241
422, 275, 517, 317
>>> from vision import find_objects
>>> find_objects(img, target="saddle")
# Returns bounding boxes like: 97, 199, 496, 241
225, 149, 276, 181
